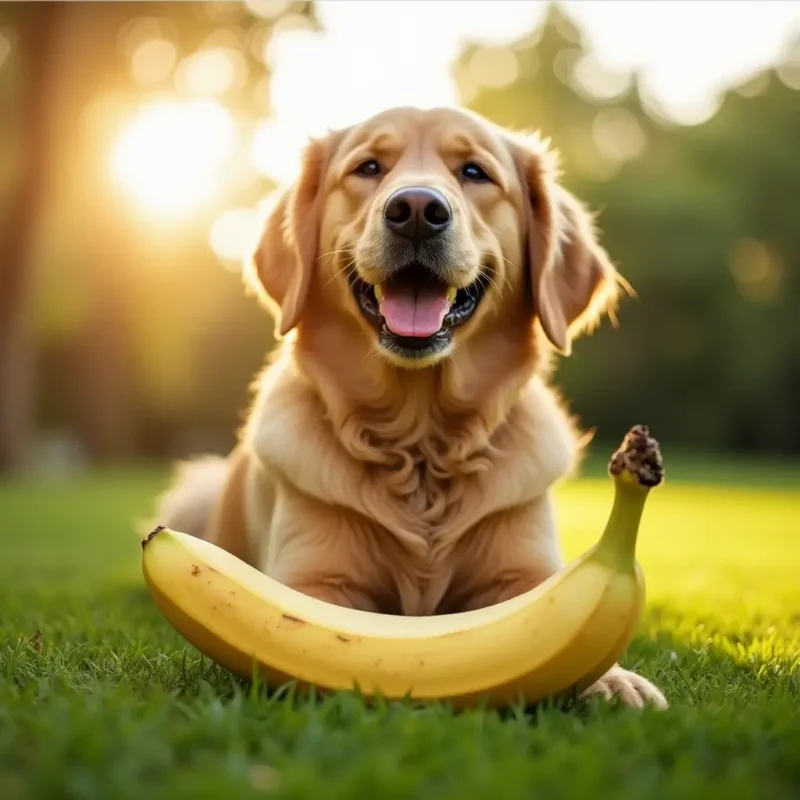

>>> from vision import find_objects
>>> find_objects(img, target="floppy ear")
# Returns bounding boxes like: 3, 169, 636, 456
246, 136, 332, 337
515, 138, 622, 355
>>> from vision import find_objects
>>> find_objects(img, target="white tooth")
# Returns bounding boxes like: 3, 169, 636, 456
447, 286, 457, 303
374, 285, 384, 302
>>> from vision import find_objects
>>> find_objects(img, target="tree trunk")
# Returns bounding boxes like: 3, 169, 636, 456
0, 4, 61, 473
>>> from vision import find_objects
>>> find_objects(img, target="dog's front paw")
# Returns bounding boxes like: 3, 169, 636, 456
581, 665, 668, 710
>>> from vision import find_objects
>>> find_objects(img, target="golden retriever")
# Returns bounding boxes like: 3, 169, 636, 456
154, 105, 667, 709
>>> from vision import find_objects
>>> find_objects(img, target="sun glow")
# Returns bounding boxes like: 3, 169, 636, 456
110, 99, 236, 219
107, 3, 800, 230
248, 0, 800, 183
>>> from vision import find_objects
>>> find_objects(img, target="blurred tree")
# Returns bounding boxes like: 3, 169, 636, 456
0, 4, 60, 473
3, 1, 798, 465
0, 1, 317, 470
454, 3, 800, 455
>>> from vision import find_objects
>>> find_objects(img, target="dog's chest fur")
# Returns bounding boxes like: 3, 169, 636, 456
350, 416, 486, 541
249, 359, 576, 615
333, 408, 499, 613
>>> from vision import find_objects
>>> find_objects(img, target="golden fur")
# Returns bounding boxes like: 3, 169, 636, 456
153, 106, 666, 709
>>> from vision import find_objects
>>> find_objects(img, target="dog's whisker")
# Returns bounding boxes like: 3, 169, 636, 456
479, 252, 514, 293
361, 344, 384, 368
481, 271, 506, 300
316, 245, 358, 264
481, 253, 514, 291
321, 260, 358, 290
479, 250, 512, 267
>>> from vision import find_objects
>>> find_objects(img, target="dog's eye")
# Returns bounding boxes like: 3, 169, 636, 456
461, 162, 492, 183
354, 159, 382, 178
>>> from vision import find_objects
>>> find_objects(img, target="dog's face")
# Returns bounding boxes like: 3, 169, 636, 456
250, 106, 621, 369
324, 107, 521, 366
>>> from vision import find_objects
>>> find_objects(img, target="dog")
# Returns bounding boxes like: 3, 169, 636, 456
153, 105, 667, 710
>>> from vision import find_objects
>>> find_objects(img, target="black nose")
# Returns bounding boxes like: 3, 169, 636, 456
383, 186, 451, 242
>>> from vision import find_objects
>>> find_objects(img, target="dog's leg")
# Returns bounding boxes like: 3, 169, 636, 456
451, 494, 668, 709
447, 497, 563, 611
285, 580, 383, 611
579, 664, 667, 709
264, 483, 395, 613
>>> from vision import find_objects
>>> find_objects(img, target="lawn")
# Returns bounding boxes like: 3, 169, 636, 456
1, 452, 799, 799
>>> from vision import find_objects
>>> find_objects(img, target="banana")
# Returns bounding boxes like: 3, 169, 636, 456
141, 425, 664, 708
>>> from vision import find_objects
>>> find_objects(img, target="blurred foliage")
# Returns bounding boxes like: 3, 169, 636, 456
456, 5, 800, 454
0, 2, 799, 470
0, 1, 317, 466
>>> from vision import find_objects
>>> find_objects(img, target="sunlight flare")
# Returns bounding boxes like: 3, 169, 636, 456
209, 207, 261, 262
110, 99, 236, 219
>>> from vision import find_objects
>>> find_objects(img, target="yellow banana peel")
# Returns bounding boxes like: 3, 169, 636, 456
141, 424, 664, 708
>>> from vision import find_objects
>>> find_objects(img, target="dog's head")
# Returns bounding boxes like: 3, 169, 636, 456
248, 106, 622, 369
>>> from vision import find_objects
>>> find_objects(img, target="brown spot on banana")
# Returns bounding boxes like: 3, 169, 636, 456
141, 524, 165, 549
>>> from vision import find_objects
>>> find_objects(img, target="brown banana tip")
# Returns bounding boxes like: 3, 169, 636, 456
141, 524, 166, 550
608, 424, 664, 488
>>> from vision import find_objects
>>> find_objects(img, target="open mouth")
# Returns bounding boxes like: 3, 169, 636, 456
350, 262, 487, 359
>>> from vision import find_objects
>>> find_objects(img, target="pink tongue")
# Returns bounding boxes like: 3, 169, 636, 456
380, 284, 450, 338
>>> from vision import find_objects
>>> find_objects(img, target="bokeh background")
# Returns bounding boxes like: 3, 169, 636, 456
1, 0, 799, 479
3, 9, 799, 793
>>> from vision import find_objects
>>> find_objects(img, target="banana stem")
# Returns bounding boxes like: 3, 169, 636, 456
594, 425, 664, 571
596, 477, 649, 569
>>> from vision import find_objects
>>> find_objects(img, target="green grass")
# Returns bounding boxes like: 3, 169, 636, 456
1, 453, 799, 799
